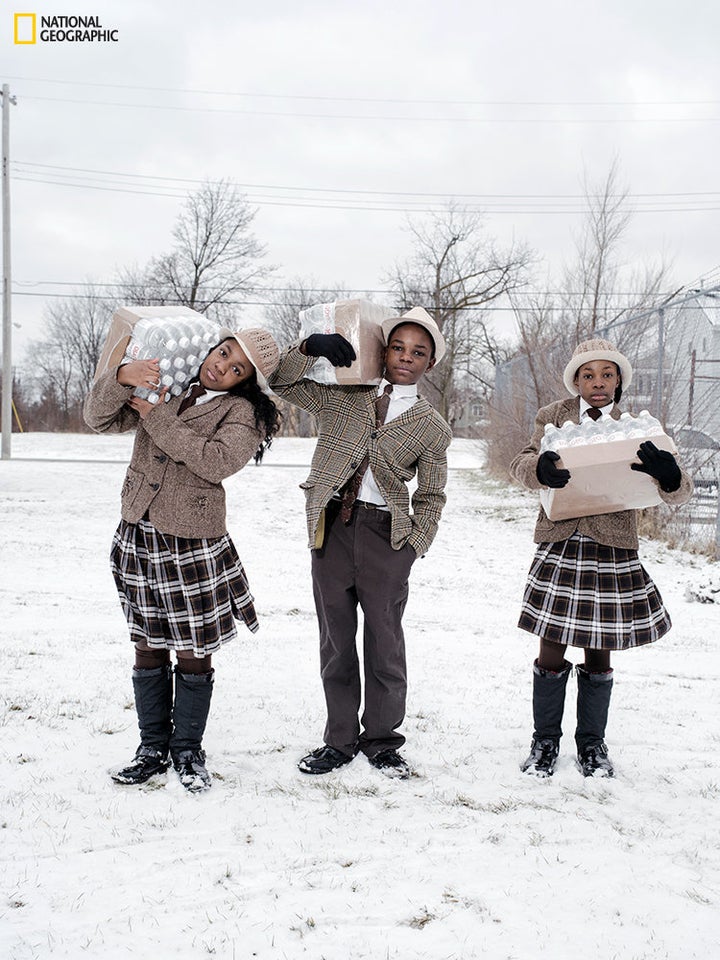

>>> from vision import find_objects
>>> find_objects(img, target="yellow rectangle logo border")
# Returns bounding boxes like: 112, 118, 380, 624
14, 13, 37, 44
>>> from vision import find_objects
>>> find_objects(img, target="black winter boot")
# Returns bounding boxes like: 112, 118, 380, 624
112, 665, 173, 785
521, 660, 572, 777
170, 668, 214, 793
575, 665, 614, 777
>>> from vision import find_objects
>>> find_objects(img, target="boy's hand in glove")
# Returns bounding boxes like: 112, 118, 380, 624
303, 334, 356, 367
536, 451, 571, 488
630, 441, 682, 492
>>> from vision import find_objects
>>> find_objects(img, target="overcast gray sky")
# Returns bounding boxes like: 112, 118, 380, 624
3, 0, 720, 355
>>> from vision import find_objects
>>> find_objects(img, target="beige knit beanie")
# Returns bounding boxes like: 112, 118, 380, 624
562, 338, 633, 396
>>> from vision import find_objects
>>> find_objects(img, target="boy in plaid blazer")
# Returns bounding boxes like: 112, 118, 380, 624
270, 307, 452, 779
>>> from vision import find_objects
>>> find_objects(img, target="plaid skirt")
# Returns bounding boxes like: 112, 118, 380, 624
518, 533, 671, 650
110, 518, 259, 656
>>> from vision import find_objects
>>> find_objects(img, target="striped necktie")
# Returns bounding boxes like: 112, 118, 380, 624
178, 382, 206, 414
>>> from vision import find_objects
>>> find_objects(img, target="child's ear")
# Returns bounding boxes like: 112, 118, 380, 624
426, 357, 436, 372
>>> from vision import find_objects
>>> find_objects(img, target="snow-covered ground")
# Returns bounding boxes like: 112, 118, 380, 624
1, 433, 718, 960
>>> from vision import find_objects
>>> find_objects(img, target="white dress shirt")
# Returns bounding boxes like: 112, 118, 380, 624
580, 397, 615, 419
358, 378, 419, 507
189, 386, 226, 407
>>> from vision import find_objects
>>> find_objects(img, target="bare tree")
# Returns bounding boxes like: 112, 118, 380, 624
558, 159, 669, 341
384, 203, 534, 424
489, 160, 674, 478
117, 179, 274, 322
22, 287, 113, 427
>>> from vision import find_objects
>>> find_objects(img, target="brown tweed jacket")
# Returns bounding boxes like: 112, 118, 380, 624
270, 345, 452, 556
83, 367, 262, 538
510, 397, 694, 549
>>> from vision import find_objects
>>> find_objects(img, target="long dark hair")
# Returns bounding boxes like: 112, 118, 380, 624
206, 339, 281, 463
228, 375, 281, 463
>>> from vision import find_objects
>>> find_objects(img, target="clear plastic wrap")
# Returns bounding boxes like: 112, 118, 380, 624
93, 306, 222, 403
299, 299, 396, 385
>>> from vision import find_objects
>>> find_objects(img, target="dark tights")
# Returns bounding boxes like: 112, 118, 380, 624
134, 641, 212, 675
538, 639, 610, 673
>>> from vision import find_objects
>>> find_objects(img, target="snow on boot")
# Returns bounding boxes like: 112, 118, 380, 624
112, 745, 170, 785
520, 659, 571, 777
170, 668, 214, 793
577, 742, 614, 778
173, 748, 211, 793
520, 737, 560, 777
575, 665, 614, 778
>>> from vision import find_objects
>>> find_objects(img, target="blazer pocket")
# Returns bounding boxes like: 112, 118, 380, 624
121, 466, 146, 512
173, 484, 218, 519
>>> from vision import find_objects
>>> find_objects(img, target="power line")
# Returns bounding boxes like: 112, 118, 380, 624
10, 289, 698, 314
6, 75, 720, 108
12, 279, 695, 297
12, 172, 720, 215
18, 94, 720, 125
13, 161, 720, 201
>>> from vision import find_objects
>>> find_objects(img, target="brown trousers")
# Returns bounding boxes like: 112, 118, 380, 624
311, 501, 417, 758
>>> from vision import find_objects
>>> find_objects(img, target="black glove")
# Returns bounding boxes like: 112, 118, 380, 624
303, 333, 356, 367
536, 451, 571, 489
630, 441, 682, 492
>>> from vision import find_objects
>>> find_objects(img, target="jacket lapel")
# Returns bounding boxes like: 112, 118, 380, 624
379, 394, 431, 431
178, 394, 226, 420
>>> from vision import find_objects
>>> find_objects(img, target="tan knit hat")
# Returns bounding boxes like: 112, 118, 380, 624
562, 338, 633, 396
219, 326, 279, 394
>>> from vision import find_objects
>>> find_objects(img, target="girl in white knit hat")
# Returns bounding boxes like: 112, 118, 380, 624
509, 339, 693, 778
84, 328, 280, 792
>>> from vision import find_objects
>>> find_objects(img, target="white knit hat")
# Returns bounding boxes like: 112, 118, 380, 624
219, 327, 279, 394
380, 307, 446, 362
562, 338, 633, 396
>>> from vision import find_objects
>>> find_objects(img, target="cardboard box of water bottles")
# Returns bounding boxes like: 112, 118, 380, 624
299, 299, 396, 385
93, 306, 223, 402
538, 412, 678, 521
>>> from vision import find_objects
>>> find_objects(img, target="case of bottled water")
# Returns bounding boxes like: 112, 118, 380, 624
92, 306, 223, 404
538, 410, 678, 520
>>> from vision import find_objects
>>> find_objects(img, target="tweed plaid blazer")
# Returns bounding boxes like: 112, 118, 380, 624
84, 367, 262, 538
510, 397, 693, 549
270, 345, 452, 556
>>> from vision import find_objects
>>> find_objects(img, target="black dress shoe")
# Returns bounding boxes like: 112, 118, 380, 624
368, 749, 411, 780
298, 745, 355, 775
111, 745, 169, 785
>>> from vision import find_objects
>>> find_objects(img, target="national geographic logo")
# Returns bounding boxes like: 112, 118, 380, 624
13, 13, 119, 43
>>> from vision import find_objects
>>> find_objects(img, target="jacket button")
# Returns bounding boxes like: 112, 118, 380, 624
350, 461, 358, 469
154, 454, 167, 463
149, 482, 160, 491
371, 431, 378, 439
332, 484, 339, 492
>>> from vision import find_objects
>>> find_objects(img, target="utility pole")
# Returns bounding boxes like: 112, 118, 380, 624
688, 349, 696, 426
2, 84, 16, 460
656, 307, 665, 422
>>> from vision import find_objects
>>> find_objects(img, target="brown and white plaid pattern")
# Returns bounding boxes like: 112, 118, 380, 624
270, 345, 452, 556
518, 533, 671, 650
110, 518, 258, 656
